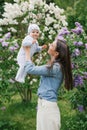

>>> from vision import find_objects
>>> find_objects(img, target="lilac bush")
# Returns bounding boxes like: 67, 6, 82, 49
0, 0, 67, 42
0, 32, 19, 103
57, 22, 87, 111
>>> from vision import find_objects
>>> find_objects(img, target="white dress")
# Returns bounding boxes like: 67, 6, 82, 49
15, 35, 42, 83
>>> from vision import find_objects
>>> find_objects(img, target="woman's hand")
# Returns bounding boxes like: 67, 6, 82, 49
24, 46, 31, 61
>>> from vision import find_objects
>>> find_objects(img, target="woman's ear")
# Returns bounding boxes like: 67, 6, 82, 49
54, 51, 59, 58
56, 52, 59, 56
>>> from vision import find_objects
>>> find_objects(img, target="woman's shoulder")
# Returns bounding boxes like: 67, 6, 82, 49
53, 62, 61, 72
54, 62, 60, 67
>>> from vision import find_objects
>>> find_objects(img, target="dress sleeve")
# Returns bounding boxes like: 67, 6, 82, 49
36, 45, 42, 52
22, 36, 33, 47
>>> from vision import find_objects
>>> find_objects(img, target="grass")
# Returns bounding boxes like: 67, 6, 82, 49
0, 91, 76, 130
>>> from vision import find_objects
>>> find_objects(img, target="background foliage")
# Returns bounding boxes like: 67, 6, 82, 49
0, 0, 87, 130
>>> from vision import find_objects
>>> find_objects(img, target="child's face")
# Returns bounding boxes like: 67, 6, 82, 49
30, 30, 40, 40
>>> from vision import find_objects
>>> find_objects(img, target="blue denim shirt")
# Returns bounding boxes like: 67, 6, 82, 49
24, 61, 63, 102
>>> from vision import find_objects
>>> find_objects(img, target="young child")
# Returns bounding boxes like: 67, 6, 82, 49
15, 24, 47, 83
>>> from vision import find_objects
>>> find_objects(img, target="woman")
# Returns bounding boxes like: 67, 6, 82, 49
24, 39, 73, 130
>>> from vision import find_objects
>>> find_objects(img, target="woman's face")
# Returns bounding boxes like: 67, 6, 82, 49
48, 41, 58, 57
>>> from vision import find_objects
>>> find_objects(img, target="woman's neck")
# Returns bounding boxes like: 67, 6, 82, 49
51, 56, 55, 63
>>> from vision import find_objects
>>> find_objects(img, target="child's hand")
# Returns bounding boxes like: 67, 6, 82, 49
42, 44, 47, 49
32, 39, 37, 44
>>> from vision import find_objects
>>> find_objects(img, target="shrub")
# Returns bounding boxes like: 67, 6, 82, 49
0, 32, 19, 103
0, 0, 67, 42
57, 22, 87, 112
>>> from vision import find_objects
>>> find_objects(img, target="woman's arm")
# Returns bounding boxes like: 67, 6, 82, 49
24, 61, 54, 76
24, 45, 60, 76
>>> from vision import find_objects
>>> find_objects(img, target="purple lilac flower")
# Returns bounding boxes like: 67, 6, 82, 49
9, 46, 17, 51
59, 27, 70, 36
2, 41, 9, 47
74, 75, 83, 87
78, 105, 84, 112
71, 63, 75, 69
4, 32, 11, 40
73, 41, 83, 46
0, 38, 4, 43
14, 43, 19, 49
82, 72, 87, 79
75, 22, 82, 27
71, 26, 83, 35
73, 49, 80, 56
56, 35, 66, 43
71, 63, 79, 69
85, 43, 87, 49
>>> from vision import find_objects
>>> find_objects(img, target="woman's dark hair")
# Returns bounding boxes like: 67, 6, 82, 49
55, 39, 73, 90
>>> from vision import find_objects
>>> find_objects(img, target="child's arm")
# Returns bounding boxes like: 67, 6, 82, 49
36, 44, 47, 52
42, 44, 47, 49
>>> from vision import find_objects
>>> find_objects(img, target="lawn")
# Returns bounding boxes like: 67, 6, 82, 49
0, 91, 76, 130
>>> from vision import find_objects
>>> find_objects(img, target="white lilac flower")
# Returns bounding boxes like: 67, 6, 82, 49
35, 59, 40, 64
8, 27, 17, 32
0, 27, 2, 31
44, 4, 49, 12
30, 80, 33, 85
0, 0, 67, 37
32, 78, 37, 82
22, 18, 28, 24
39, 54, 43, 60
53, 24, 60, 29
30, 0, 43, 6
45, 16, 56, 26
43, 27, 49, 32
40, 35, 44, 40
29, 4, 34, 11
49, 30, 56, 35
48, 35, 52, 40
0, 18, 9, 25
20, 2, 29, 12
14, 0, 20, 3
